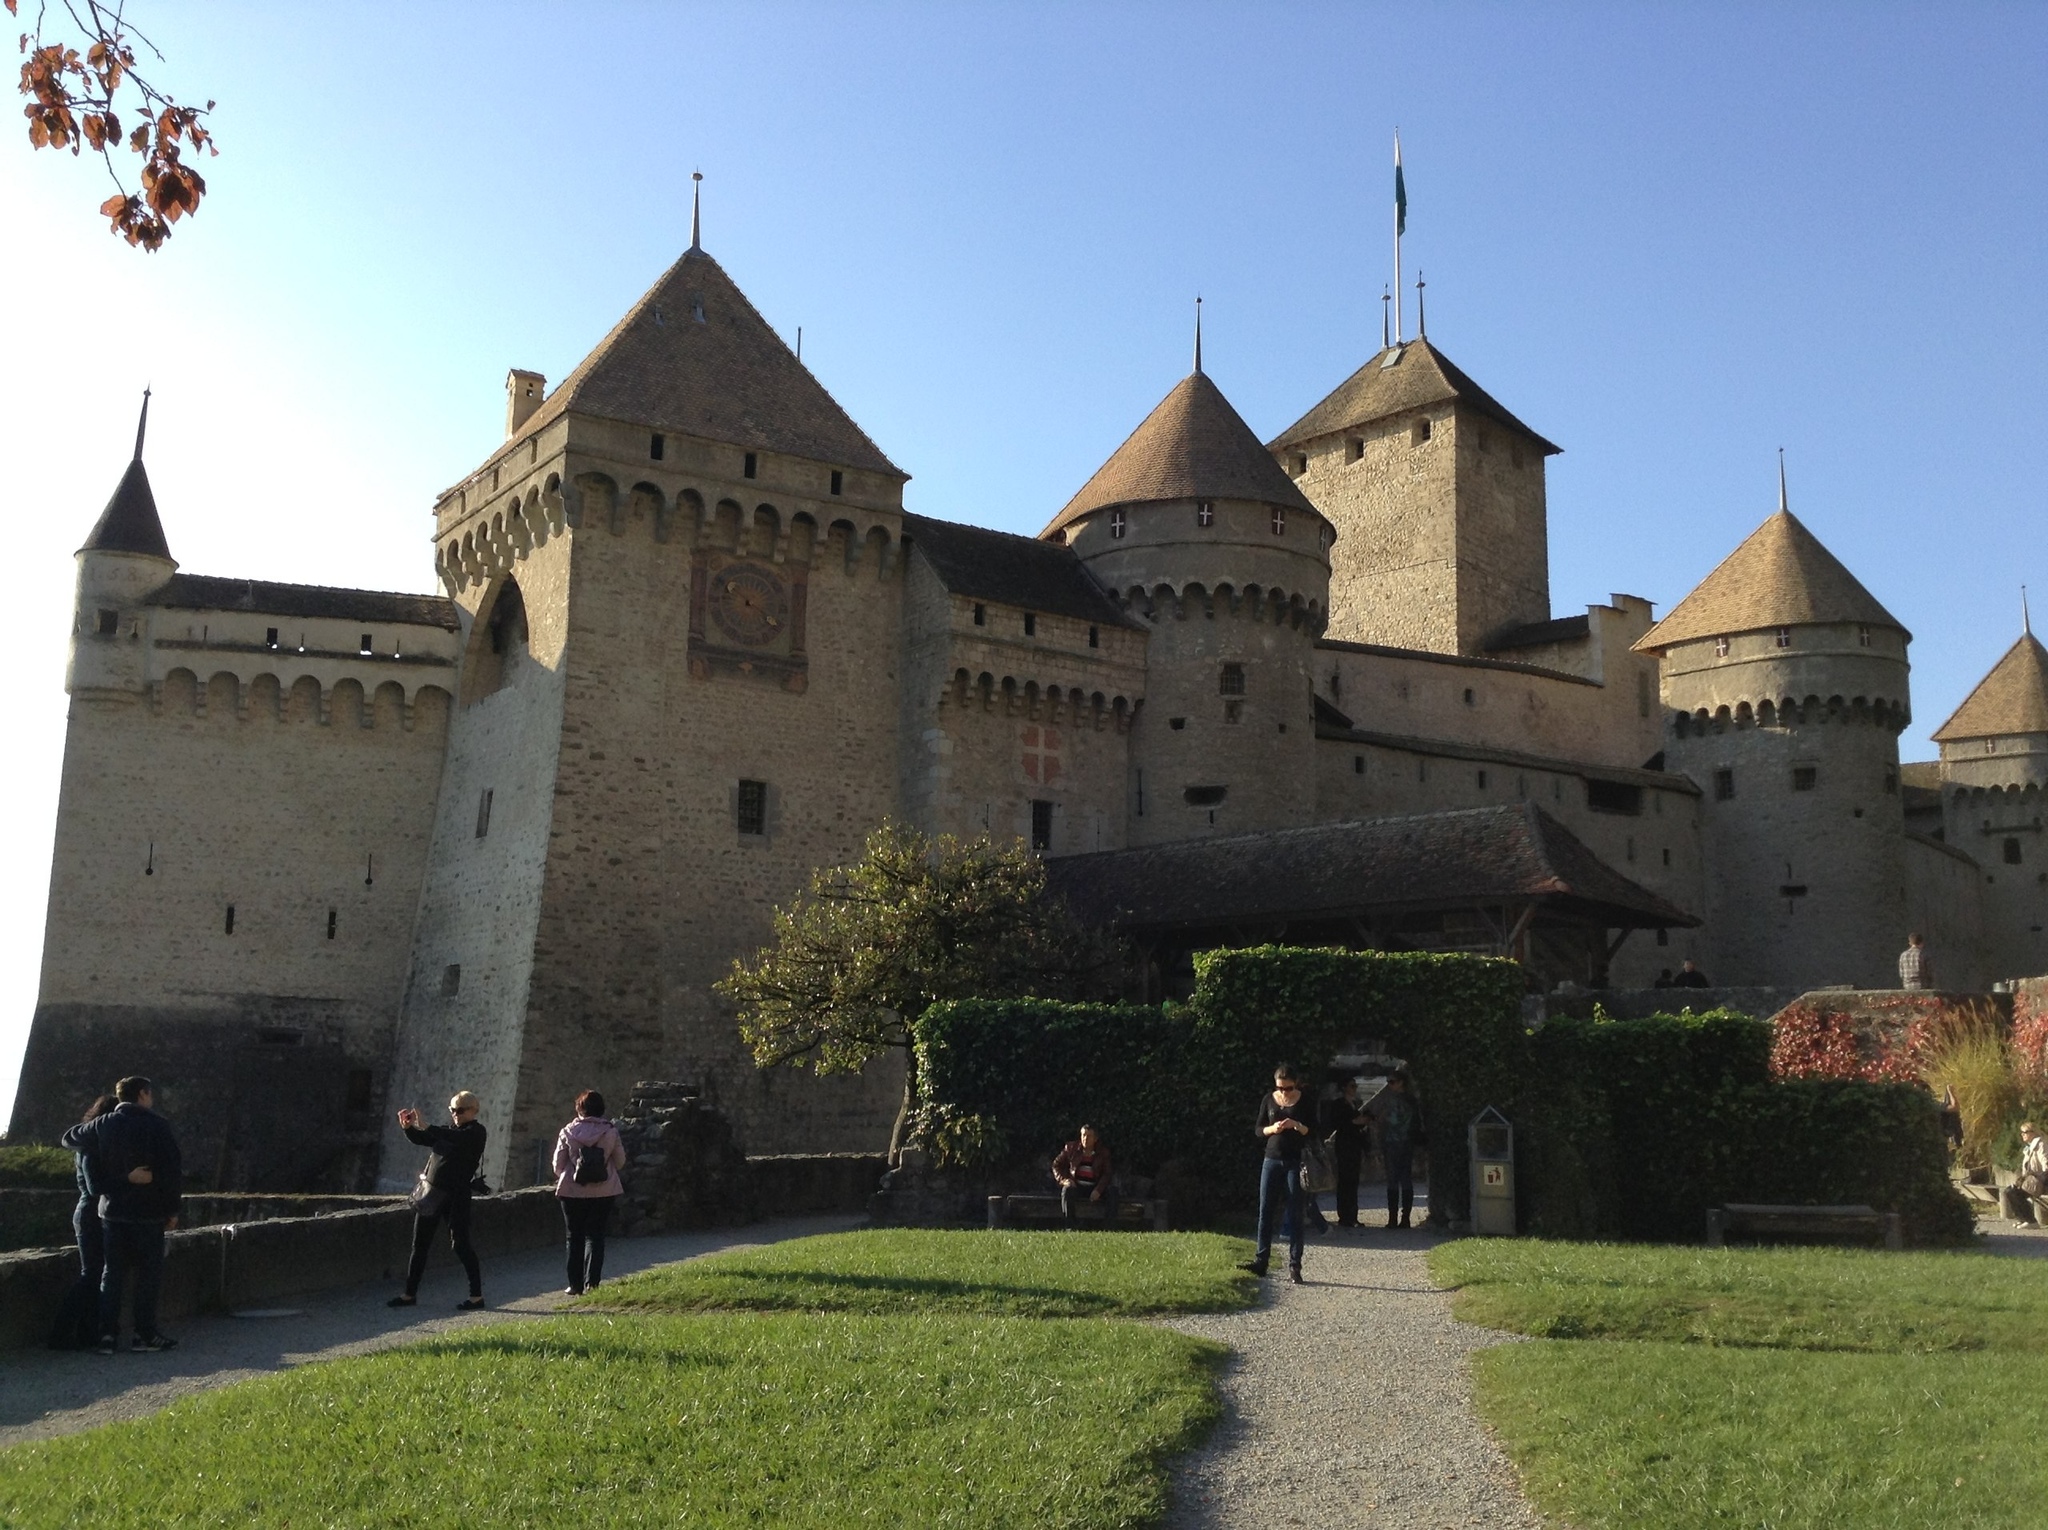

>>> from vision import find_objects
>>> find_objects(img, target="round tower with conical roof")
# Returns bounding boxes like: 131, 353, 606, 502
1634, 501, 1911, 988
1045, 362, 1331, 844
1931, 626, 2048, 976
72, 394, 177, 696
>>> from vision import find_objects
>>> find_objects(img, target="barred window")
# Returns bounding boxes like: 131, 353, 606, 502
1219, 663, 1245, 696
737, 779, 768, 836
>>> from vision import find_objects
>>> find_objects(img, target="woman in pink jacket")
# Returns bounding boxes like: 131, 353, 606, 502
551, 1089, 627, 1295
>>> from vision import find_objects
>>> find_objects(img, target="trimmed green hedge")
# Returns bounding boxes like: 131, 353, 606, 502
1523, 1012, 1971, 1245
0, 1145, 74, 1189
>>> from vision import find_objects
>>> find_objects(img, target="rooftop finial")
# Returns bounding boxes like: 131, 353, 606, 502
690, 170, 703, 251
1381, 285, 1390, 349
1193, 295, 1203, 375
1777, 447, 1788, 514
1415, 269, 1426, 338
2026, 586, 2033, 636
133, 386, 151, 461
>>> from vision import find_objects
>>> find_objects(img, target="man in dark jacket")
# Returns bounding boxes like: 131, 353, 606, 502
61, 1075, 182, 1353
1324, 1079, 1372, 1229
389, 1090, 488, 1309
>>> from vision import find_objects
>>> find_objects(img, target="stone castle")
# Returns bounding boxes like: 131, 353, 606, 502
15, 226, 2047, 1191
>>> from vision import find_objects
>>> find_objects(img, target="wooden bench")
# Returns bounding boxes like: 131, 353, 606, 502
987, 1194, 1169, 1231
1706, 1203, 1902, 1250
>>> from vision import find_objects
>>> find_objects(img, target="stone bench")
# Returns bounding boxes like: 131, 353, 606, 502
1706, 1202, 1902, 1250
987, 1194, 1169, 1231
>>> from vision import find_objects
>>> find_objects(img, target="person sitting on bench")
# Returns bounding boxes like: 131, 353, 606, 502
1052, 1125, 1119, 1229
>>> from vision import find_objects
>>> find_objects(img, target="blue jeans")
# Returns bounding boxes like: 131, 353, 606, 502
1255, 1157, 1305, 1270
100, 1218, 166, 1341
50, 1198, 106, 1348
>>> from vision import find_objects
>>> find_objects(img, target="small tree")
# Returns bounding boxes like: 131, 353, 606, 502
720, 822, 1106, 1164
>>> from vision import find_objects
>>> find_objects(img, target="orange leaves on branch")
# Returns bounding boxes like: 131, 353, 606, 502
12, 0, 217, 251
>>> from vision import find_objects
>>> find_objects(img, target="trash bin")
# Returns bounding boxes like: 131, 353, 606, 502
1468, 1106, 1515, 1236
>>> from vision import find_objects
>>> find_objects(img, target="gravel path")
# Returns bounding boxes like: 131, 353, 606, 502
0, 1213, 860, 1448
1163, 1217, 1542, 1529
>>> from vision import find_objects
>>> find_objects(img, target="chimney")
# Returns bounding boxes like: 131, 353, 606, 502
505, 369, 545, 438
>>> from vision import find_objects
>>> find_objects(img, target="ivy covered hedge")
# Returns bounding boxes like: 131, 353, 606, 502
1523, 1011, 1971, 1245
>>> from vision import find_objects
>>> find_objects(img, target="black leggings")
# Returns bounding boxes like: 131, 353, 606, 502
405, 1195, 481, 1298
562, 1197, 614, 1291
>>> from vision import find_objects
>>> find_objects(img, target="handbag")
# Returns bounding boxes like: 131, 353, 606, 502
409, 1169, 448, 1218
1299, 1139, 1338, 1195
2018, 1170, 2047, 1199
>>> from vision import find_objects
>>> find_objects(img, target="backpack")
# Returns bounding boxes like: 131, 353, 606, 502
572, 1133, 610, 1185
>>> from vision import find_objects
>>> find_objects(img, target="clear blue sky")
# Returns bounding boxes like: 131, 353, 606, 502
2, 3, 2043, 1124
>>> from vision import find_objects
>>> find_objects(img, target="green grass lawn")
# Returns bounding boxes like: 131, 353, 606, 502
1, 1230, 1249, 1528
1431, 1238, 2048, 1529
590, 1228, 1259, 1318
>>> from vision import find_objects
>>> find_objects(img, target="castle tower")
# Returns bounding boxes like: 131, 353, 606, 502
1045, 362, 1330, 844
1268, 338, 1559, 656
1635, 505, 1911, 988
71, 394, 177, 694
382, 233, 913, 1188
1931, 628, 2048, 976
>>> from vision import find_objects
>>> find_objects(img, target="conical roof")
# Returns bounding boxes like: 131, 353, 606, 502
1633, 510, 1907, 653
1933, 632, 2048, 742
82, 457, 171, 559
1041, 371, 1316, 539
1268, 337, 1560, 455
509, 246, 900, 477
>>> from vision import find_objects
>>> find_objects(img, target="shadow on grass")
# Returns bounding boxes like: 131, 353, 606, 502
591, 1267, 1151, 1314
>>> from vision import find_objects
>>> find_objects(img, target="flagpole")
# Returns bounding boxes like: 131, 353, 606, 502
1393, 131, 1404, 343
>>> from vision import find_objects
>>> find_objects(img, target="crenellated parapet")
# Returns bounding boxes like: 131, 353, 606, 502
151, 666, 453, 732
1113, 578, 1326, 635
1671, 691, 1911, 738
941, 667, 1139, 733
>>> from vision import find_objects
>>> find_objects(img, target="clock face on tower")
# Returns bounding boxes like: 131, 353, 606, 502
708, 563, 789, 649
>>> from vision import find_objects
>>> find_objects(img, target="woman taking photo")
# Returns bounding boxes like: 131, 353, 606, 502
552, 1089, 626, 1294
1244, 1063, 1314, 1283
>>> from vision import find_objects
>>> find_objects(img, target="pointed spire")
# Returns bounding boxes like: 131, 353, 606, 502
133, 386, 151, 461
1192, 295, 1203, 375
82, 394, 173, 560
1415, 270, 1426, 338
689, 170, 703, 252
1777, 447, 1788, 514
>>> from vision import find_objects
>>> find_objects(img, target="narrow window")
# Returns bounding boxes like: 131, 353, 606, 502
737, 779, 768, 836
2006, 838, 2024, 865
743, 451, 758, 479
1462, 687, 1475, 706
1418, 759, 1427, 782
1858, 625, 1871, 648
972, 602, 986, 627
650, 433, 665, 461
224, 905, 235, 935
1662, 847, 1672, 866
1775, 627, 1792, 649
1354, 755, 1365, 775
1169, 717, 1187, 731
475, 788, 493, 838
1030, 799, 1053, 853
1715, 635, 1730, 657
1636, 670, 1650, 718
1289, 454, 1307, 476
1714, 768, 1735, 801
360, 633, 374, 655
1219, 663, 1245, 696
344, 1069, 373, 1112
1023, 612, 1037, 637
1088, 625, 1099, 649
266, 627, 279, 649
1476, 769, 1488, 789
1196, 501, 1214, 527
1271, 506, 1286, 536
1411, 418, 1432, 446
1110, 507, 1126, 539
1346, 438, 1364, 463
95, 608, 119, 635
1657, 927, 1669, 946
441, 963, 461, 996
1883, 767, 1898, 795
1626, 836, 1636, 862
1135, 769, 1144, 817
326, 909, 337, 940
830, 470, 843, 496
1791, 766, 1817, 792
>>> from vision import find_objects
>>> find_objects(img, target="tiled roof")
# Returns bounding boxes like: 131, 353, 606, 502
147, 574, 460, 630
1485, 614, 1590, 651
1041, 371, 1316, 538
1634, 510, 1907, 652
1268, 338, 1561, 454
1045, 803, 1698, 933
903, 514, 1141, 629
1318, 723, 1699, 796
1933, 632, 2048, 742
82, 458, 171, 560
504, 247, 900, 478
1315, 637, 1600, 688
1898, 761, 1943, 790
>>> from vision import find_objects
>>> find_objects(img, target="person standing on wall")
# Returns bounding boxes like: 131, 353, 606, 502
552, 1089, 626, 1295
61, 1076, 182, 1353
389, 1091, 488, 1310
1242, 1063, 1314, 1284
1324, 1078, 1371, 1231
1899, 932, 1934, 991
1369, 1071, 1421, 1230
49, 1093, 116, 1350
